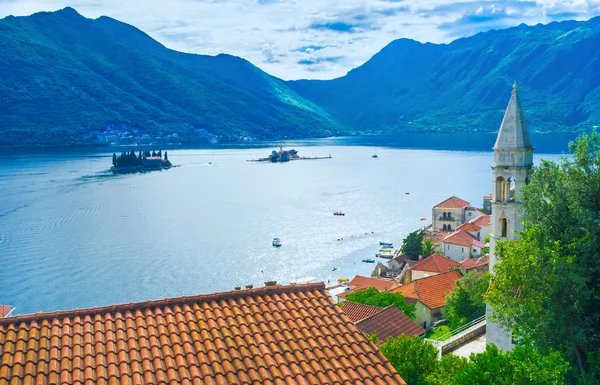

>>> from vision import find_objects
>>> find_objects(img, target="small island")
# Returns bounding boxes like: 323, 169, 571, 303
111, 150, 172, 173
247, 147, 332, 163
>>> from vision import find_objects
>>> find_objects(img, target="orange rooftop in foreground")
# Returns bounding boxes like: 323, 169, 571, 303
0, 282, 406, 385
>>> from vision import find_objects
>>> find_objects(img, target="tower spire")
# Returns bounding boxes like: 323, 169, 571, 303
494, 81, 532, 150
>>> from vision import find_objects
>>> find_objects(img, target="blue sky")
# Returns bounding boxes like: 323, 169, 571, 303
1, 0, 598, 80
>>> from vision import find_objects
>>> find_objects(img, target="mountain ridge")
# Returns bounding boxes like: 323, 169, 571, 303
1, 8, 599, 147
0, 7, 344, 147
288, 16, 600, 134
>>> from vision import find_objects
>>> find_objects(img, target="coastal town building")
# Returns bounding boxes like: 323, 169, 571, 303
0, 305, 14, 318
460, 255, 489, 274
391, 270, 463, 329
431, 196, 470, 232
408, 254, 461, 281
486, 82, 534, 352
354, 306, 426, 345
336, 275, 400, 302
441, 229, 485, 261
340, 302, 425, 345
0, 282, 407, 385
469, 214, 491, 239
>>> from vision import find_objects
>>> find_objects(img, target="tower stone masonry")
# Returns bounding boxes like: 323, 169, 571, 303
486, 82, 533, 351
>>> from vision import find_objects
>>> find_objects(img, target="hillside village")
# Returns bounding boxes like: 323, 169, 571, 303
0, 82, 594, 384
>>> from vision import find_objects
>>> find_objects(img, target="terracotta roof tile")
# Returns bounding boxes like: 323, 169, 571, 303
433, 196, 470, 209
423, 231, 450, 246
391, 270, 462, 309
470, 215, 491, 227
410, 254, 461, 273
340, 303, 383, 323
348, 276, 399, 292
456, 223, 481, 233
442, 229, 480, 248
0, 283, 406, 385
355, 306, 425, 345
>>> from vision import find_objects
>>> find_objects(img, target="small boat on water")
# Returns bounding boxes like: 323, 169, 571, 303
272, 238, 282, 247
337, 278, 349, 283
362, 259, 375, 263
379, 247, 392, 252
333, 211, 345, 216
372, 154, 378, 158
379, 241, 394, 247
376, 252, 394, 259
332, 267, 338, 272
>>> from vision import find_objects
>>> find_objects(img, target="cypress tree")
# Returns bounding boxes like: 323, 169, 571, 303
112, 153, 117, 166
164, 151, 168, 161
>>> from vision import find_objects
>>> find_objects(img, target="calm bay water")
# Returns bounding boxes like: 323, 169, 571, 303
0, 134, 571, 314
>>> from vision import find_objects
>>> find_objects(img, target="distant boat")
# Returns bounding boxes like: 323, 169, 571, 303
420, 217, 427, 221
362, 259, 375, 263
337, 278, 349, 283
332, 267, 338, 271
380, 247, 392, 252
405, 192, 410, 195
379, 241, 394, 247
372, 154, 378, 158
272, 238, 282, 247
333, 211, 345, 216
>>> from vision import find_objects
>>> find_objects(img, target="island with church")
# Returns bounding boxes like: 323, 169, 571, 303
110, 150, 172, 173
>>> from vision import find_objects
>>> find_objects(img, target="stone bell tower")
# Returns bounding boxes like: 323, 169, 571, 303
486, 82, 533, 351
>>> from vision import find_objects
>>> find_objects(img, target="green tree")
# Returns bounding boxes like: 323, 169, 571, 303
425, 354, 468, 385
380, 335, 439, 385
164, 151, 168, 161
112, 153, 117, 166
422, 239, 437, 257
402, 230, 425, 260
486, 130, 600, 381
345, 287, 416, 320
158, 149, 162, 158
443, 271, 491, 328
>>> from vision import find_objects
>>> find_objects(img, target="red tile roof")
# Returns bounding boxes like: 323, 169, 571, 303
349, 276, 399, 292
411, 254, 461, 273
423, 231, 450, 246
391, 270, 463, 309
433, 196, 470, 209
0, 283, 406, 385
456, 223, 481, 233
355, 306, 425, 345
470, 215, 491, 227
341, 302, 383, 323
442, 229, 479, 248
0, 306, 13, 318
460, 256, 489, 273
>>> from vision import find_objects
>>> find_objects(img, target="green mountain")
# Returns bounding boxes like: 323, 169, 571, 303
0, 8, 344, 147
289, 18, 600, 134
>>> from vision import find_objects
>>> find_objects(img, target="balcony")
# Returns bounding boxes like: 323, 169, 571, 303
438, 216, 456, 221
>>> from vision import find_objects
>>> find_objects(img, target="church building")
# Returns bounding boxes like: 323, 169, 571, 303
486, 82, 534, 351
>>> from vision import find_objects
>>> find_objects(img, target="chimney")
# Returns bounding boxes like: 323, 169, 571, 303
245, 284, 253, 289
418, 255, 423, 261
264, 281, 277, 287
234, 286, 241, 290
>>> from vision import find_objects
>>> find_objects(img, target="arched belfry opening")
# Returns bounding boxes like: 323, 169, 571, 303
501, 218, 508, 237
496, 176, 506, 201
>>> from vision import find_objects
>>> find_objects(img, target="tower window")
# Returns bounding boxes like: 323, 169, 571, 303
501, 218, 508, 237
496, 177, 505, 201
447, 225, 452, 231
443, 212, 447, 218
443, 224, 447, 230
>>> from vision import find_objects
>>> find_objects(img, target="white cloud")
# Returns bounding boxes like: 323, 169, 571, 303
0, 0, 598, 80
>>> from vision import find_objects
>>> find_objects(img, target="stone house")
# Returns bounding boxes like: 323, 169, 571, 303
441, 229, 485, 261
431, 196, 470, 232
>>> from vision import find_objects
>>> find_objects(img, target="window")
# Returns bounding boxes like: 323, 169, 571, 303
501, 218, 508, 237
423, 321, 427, 329
443, 212, 447, 218
462, 248, 464, 252
468, 212, 472, 216
443, 224, 447, 230
448, 245, 450, 250
448, 225, 452, 231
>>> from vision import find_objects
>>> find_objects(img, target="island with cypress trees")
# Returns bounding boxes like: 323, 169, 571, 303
111, 150, 172, 173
